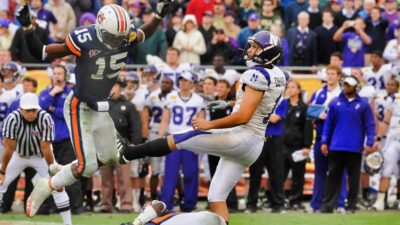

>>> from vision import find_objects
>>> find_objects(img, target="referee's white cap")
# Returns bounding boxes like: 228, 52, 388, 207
20, 93, 41, 110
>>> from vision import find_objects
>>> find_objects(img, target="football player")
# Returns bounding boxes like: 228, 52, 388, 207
119, 31, 287, 223
15, 1, 175, 217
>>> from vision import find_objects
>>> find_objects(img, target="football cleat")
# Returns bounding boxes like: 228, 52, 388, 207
117, 133, 129, 164
26, 178, 53, 217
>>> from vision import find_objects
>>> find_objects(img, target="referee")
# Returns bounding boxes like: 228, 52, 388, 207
0, 93, 72, 225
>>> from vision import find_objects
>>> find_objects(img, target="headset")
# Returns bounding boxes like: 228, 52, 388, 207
51, 64, 72, 82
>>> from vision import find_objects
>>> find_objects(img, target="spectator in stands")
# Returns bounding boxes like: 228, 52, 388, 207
282, 79, 313, 210
99, 80, 136, 213
315, 10, 339, 65
199, 11, 217, 65
335, 0, 357, 26
30, 0, 58, 40
366, 7, 389, 54
270, 24, 289, 66
286, 12, 318, 67
356, 0, 375, 20
224, 0, 239, 14
307, 0, 322, 30
209, 28, 235, 65
66, 0, 92, 26
173, 14, 206, 65
44, 0, 76, 42
212, 0, 226, 29
284, 0, 308, 29
237, 0, 257, 27
383, 24, 400, 69
333, 17, 371, 67
166, 12, 183, 47
223, 11, 240, 40
237, 13, 261, 49
79, 12, 96, 26
328, 0, 342, 25
11, 11, 49, 64
202, 54, 240, 89
382, 0, 398, 25
310, 64, 347, 212
130, 9, 167, 64
0, 50, 11, 68
127, 0, 145, 26
39, 64, 84, 214
320, 75, 375, 213
260, 0, 284, 31
186, 0, 215, 25
0, 19, 15, 51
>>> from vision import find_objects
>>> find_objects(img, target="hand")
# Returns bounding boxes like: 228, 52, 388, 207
15, 4, 32, 29
207, 100, 229, 110
319, 112, 327, 120
50, 85, 64, 96
302, 148, 310, 156
373, 140, 381, 151
363, 146, 374, 155
321, 144, 328, 156
192, 118, 212, 130
155, 0, 175, 19
49, 163, 62, 176
343, 20, 351, 28
0, 173, 4, 185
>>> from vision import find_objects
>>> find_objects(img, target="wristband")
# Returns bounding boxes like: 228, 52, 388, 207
375, 136, 382, 142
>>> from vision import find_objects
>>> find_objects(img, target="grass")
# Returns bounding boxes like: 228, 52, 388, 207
1, 211, 400, 225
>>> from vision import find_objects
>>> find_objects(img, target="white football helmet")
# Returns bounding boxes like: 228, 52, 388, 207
95, 4, 131, 49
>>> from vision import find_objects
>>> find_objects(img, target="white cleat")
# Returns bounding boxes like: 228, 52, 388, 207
371, 201, 385, 212
26, 178, 53, 217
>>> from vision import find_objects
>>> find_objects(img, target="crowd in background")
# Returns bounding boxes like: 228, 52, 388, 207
0, 0, 400, 216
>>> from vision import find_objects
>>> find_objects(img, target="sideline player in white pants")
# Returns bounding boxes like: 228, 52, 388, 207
0, 93, 72, 224
119, 31, 288, 223
372, 79, 400, 211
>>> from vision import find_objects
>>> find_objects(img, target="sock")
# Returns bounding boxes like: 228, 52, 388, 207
132, 189, 141, 211
51, 163, 79, 190
376, 192, 385, 204
362, 188, 369, 199
59, 210, 72, 225
123, 138, 171, 161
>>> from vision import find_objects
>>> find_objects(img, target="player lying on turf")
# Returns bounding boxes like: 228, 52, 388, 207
120, 200, 226, 225
14, 1, 175, 217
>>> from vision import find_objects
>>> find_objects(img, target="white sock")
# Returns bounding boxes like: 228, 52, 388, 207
51, 163, 78, 189
132, 189, 141, 211
59, 210, 72, 225
376, 192, 386, 203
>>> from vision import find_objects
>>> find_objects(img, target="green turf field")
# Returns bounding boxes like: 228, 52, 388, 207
1, 212, 400, 225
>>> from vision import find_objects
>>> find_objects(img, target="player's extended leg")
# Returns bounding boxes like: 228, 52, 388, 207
161, 211, 226, 225
27, 95, 98, 217
32, 157, 72, 225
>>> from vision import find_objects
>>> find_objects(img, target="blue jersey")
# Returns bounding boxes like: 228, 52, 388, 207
65, 24, 139, 102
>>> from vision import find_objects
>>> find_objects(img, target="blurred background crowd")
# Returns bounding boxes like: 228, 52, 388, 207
0, 0, 400, 217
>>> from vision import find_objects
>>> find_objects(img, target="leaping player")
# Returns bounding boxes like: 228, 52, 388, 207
14, 1, 175, 217
119, 31, 288, 224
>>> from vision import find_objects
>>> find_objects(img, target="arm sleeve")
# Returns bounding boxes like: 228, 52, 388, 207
40, 113, 55, 142
274, 100, 287, 119
192, 32, 207, 55
3, 114, 17, 140
321, 101, 336, 145
363, 102, 376, 147
65, 31, 82, 57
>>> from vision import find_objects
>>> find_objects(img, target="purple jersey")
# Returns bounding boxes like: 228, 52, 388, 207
342, 32, 368, 67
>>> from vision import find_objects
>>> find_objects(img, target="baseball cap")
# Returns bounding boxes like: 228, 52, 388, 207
343, 76, 359, 86
0, 18, 10, 28
248, 13, 260, 21
144, 65, 158, 74
224, 10, 235, 18
20, 93, 41, 110
178, 71, 194, 81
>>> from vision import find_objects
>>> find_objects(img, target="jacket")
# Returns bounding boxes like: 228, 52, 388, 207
321, 93, 375, 153
283, 99, 313, 150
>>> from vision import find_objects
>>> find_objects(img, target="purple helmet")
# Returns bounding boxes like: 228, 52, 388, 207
1, 61, 20, 79
245, 31, 283, 66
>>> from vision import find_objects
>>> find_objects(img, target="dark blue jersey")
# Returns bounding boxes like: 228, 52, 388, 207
65, 24, 138, 102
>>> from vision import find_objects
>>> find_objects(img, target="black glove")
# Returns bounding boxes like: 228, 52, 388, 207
155, 0, 175, 19
15, 4, 32, 29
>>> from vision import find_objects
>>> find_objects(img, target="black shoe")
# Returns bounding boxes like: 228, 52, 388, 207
290, 203, 305, 210
271, 207, 287, 214
244, 206, 257, 213
320, 207, 334, 213
117, 133, 129, 164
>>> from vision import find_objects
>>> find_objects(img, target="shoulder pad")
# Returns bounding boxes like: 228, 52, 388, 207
241, 67, 271, 91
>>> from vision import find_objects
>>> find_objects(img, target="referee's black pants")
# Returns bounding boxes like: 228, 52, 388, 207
246, 135, 285, 210
321, 151, 362, 212
53, 139, 84, 214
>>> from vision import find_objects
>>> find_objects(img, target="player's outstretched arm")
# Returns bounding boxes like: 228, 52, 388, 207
16, 4, 71, 60
192, 86, 263, 130
137, 0, 175, 42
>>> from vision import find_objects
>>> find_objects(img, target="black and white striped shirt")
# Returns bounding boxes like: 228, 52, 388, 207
2, 110, 54, 157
